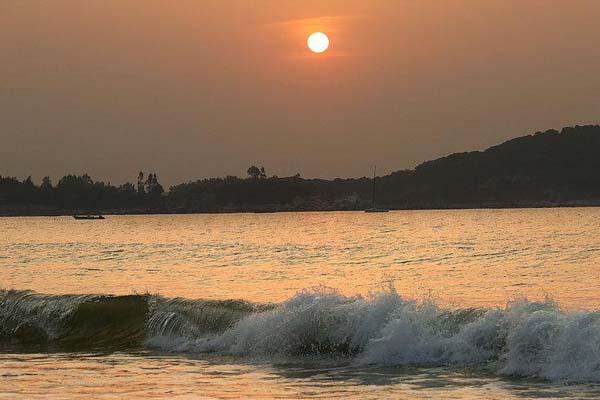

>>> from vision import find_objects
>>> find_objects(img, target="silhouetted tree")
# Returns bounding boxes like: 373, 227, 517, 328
39, 176, 53, 204
137, 172, 145, 196
41, 176, 53, 191
119, 182, 136, 193
247, 166, 261, 179
145, 173, 164, 196
55, 174, 96, 209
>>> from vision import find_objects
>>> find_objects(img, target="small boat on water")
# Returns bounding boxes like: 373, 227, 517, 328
365, 208, 390, 213
73, 215, 105, 220
365, 166, 389, 213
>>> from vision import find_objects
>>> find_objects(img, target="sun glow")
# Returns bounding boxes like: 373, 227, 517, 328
307, 32, 329, 53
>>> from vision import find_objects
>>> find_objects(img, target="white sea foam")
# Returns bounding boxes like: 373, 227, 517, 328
3, 287, 600, 383
145, 287, 600, 383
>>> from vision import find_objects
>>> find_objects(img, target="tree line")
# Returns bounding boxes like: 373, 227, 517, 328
3, 125, 600, 215
0, 172, 165, 213
0, 166, 371, 214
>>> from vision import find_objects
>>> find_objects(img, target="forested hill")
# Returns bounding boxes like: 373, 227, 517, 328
2, 125, 600, 215
377, 124, 600, 207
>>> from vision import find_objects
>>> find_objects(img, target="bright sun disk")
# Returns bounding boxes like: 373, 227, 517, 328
307, 32, 329, 54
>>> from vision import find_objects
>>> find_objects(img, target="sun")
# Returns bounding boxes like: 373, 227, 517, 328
307, 32, 330, 54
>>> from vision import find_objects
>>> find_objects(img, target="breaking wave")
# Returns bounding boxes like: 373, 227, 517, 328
2, 287, 600, 383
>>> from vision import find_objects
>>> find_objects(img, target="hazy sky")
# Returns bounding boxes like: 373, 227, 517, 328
2, 0, 600, 186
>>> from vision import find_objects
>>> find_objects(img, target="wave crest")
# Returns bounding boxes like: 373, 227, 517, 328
3, 287, 600, 382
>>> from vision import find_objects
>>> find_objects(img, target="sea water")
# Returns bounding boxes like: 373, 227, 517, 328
2, 210, 600, 398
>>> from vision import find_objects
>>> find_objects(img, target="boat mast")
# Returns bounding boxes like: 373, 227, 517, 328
372, 165, 377, 209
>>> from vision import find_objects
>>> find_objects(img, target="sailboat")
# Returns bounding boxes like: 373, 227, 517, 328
365, 166, 389, 213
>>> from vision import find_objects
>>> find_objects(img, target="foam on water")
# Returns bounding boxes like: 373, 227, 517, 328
2, 287, 600, 382
146, 286, 600, 383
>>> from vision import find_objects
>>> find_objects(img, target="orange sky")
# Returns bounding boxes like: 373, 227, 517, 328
2, 0, 600, 185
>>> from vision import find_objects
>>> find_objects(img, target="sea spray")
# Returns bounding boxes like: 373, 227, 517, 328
184, 286, 407, 356
144, 287, 600, 383
3, 287, 600, 382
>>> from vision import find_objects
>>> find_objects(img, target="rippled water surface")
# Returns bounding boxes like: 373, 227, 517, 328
3, 209, 600, 307
3, 209, 600, 398
4, 353, 600, 400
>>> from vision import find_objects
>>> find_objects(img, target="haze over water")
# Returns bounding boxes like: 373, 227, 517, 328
3, 209, 600, 398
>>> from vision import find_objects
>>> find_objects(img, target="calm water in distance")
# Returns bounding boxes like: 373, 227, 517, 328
2, 209, 600, 308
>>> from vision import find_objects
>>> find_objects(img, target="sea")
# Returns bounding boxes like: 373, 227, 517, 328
2, 209, 600, 399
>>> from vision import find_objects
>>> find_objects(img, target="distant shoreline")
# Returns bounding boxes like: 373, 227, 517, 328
4, 125, 600, 216
3, 200, 600, 217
